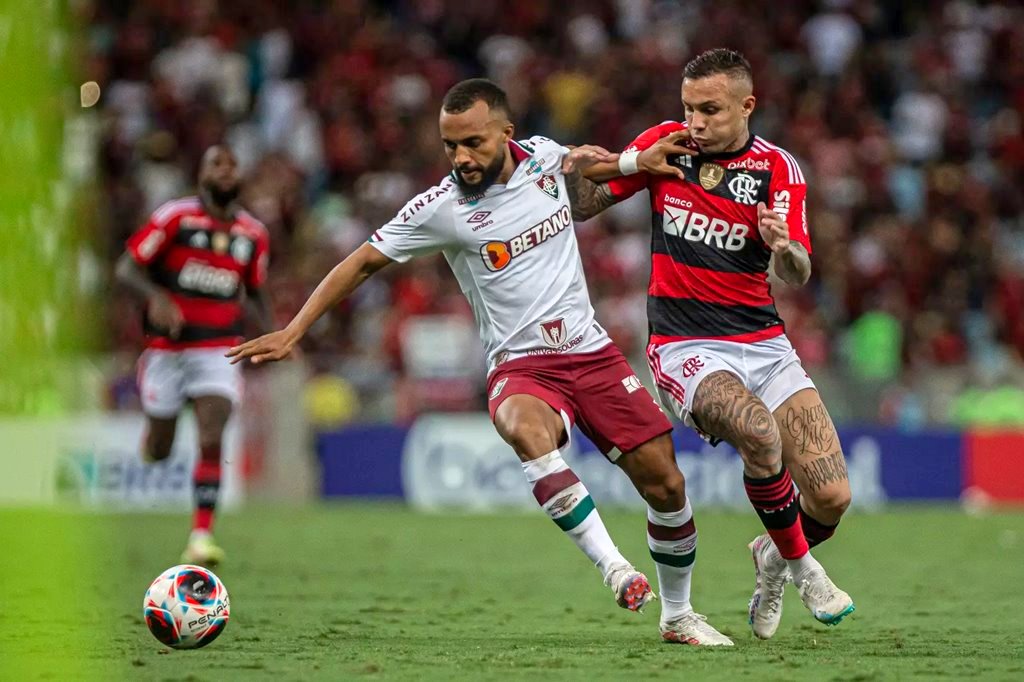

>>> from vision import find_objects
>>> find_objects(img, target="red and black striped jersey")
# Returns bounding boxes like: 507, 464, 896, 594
608, 121, 809, 346
125, 196, 269, 350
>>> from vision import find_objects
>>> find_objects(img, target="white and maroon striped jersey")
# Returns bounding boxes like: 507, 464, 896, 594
369, 136, 611, 372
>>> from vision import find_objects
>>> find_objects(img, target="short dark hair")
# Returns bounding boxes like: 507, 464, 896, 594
683, 48, 753, 84
441, 78, 512, 118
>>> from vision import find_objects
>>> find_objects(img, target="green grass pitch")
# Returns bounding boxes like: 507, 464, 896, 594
3, 505, 1022, 680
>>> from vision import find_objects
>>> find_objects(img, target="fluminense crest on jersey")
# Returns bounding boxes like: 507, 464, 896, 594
536, 174, 559, 200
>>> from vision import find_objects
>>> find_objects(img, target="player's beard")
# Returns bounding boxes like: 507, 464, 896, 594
455, 150, 505, 193
206, 183, 240, 207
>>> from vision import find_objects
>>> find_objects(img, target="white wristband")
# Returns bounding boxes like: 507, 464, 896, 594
618, 149, 640, 176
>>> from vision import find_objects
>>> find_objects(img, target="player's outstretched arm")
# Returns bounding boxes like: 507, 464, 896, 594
581, 130, 695, 183
226, 243, 393, 365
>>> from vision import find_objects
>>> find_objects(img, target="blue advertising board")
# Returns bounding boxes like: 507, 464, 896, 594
316, 415, 965, 507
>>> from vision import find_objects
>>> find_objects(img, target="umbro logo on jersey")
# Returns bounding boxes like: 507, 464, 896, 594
489, 377, 509, 400
535, 174, 559, 200
468, 210, 495, 231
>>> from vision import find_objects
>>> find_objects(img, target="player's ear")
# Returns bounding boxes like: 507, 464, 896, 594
501, 121, 514, 143
742, 95, 756, 120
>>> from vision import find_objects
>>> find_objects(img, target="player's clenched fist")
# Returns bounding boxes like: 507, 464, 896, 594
756, 201, 790, 253
226, 329, 297, 365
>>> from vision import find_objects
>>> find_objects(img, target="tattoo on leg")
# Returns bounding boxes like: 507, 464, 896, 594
692, 371, 776, 452
799, 451, 849, 494
780, 403, 836, 455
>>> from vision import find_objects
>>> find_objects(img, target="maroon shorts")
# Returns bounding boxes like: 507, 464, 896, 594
486, 343, 672, 458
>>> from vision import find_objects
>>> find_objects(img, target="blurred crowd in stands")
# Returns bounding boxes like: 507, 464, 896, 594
83, 0, 1024, 426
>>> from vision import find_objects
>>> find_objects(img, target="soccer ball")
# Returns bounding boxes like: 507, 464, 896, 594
143, 564, 230, 649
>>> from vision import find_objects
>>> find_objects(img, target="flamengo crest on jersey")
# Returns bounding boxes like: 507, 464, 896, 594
125, 197, 269, 349
368, 136, 610, 371
607, 121, 810, 345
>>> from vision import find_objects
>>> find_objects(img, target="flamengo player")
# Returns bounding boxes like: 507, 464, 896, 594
576, 49, 855, 637
228, 79, 732, 645
116, 145, 270, 567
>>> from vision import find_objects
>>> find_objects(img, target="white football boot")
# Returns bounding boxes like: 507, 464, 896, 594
795, 567, 855, 626
604, 564, 656, 613
748, 534, 790, 639
660, 612, 734, 646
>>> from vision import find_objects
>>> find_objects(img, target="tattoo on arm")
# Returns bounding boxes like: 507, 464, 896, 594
691, 370, 779, 455
773, 241, 812, 286
564, 169, 618, 221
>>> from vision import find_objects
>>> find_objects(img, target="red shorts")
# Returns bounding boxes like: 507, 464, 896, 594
486, 343, 672, 459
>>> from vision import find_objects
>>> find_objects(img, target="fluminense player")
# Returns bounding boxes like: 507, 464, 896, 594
227, 79, 732, 646
116, 145, 271, 567
576, 49, 855, 637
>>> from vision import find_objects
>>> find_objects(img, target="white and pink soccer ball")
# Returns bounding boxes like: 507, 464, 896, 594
143, 564, 230, 649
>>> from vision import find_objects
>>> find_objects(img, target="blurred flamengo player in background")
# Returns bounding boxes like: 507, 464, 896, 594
229, 79, 733, 646
578, 49, 855, 638
116, 145, 271, 567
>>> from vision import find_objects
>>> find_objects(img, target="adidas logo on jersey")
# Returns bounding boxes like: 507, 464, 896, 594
663, 206, 750, 251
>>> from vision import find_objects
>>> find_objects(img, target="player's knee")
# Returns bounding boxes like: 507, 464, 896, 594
809, 486, 851, 522
642, 469, 686, 511
501, 421, 559, 459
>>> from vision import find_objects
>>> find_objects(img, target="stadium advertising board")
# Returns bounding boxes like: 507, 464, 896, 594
316, 414, 991, 507
0, 412, 243, 509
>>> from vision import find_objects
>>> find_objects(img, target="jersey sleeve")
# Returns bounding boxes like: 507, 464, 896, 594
368, 181, 456, 263
125, 201, 183, 265
247, 227, 271, 290
768, 149, 811, 253
520, 135, 571, 174
606, 121, 687, 200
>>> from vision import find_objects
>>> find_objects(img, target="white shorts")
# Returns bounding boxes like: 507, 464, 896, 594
137, 348, 242, 418
646, 335, 816, 443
